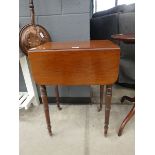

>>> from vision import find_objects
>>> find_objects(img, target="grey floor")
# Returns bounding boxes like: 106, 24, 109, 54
19, 85, 135, 155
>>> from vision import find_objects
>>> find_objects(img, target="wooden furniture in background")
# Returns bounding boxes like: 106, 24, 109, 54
119, 96, 135, 136
111, 33, 135, 44
111, 33, 135, 136
28, 40, 120, 136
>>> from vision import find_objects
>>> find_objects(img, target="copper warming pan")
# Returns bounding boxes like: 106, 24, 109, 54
19, 0, 51, 55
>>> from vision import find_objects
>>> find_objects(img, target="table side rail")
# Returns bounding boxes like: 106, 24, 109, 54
28, 49, 120, 85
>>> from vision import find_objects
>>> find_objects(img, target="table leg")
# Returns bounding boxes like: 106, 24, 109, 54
55, 85, 62, 110
98, 85, 104, 112
118, 104, 135, 136
104, 85, 112, 136
40, 85, 52, 136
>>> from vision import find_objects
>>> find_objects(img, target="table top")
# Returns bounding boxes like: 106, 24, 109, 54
28, 40, 120, 85
29, 40, 119, 52
111, 34, 135, 44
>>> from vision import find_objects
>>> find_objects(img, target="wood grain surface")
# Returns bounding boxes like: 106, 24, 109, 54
28, 40, 120, 85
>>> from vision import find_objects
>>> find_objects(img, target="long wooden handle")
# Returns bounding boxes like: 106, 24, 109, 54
29, 0, 35, 25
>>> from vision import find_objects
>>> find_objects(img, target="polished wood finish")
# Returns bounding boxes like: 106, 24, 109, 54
118, 103, 135, 136
98, 85, 104, 112
29, 0, 35, 25
104, 85, 112, 136
111, 34, 135, 136
28, 40, 120, 136
28, 40, 120, 85
28, 40, 120, 51
40, 85, 52, 136
54, 85, 62, 110
111, 33, 135, 44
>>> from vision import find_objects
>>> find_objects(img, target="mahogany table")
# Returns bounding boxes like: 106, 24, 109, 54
28, 40, 120, 136
111, 33, 135, 44
111, 34, 135, 136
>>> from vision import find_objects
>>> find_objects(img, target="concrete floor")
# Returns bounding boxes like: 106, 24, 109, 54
20, 85, 135, 155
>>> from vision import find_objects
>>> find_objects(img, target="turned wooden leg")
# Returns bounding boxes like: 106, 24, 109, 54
55, 85, 62, 110
118, 104, 135, 136
40, 85, 52, 136
104, 85, 112, 136
98, 85, 104, 112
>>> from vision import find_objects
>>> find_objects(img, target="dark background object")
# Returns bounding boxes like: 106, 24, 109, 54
90, 3, 135, 85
